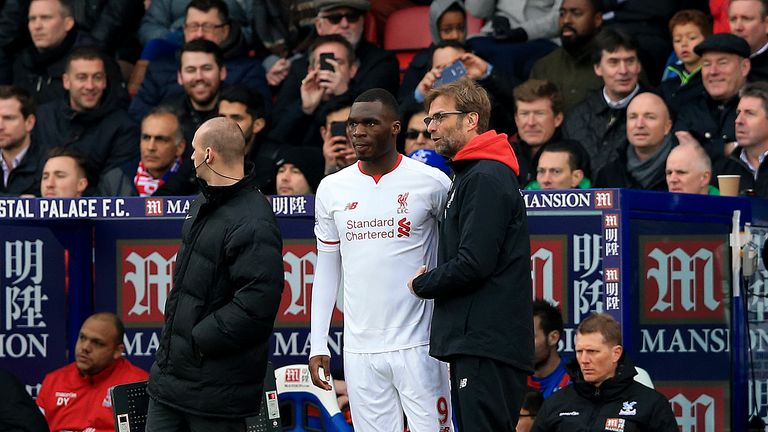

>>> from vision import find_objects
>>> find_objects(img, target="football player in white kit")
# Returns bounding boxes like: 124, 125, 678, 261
309, 88, 453, 432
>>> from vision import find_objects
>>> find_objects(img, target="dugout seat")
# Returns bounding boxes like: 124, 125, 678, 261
275, 364, 353, 432
111, 362, 281, 431
383, 7, 485, 79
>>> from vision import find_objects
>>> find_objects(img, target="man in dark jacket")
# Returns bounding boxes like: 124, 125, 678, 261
146, 117, 284, 429
531, 313, 678, 432
530, 0, 604, 112
729, 0, 768, 83
129, 0, 271, 122
562, 28, 644, 178
34, 46, 137, 194
0, 85, 44, 196
673, 33, 751, 174
594, 92, 671, 190
167, 39, 226, 147
12, 0, 126, 105
98, 106, 198, 197
410, 77, 533, 432
270, 0, 399, 114
720, 82, 768, 197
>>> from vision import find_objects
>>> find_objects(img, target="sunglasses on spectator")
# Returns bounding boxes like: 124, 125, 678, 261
320, 11, 363, 24
405, 129, 430, 139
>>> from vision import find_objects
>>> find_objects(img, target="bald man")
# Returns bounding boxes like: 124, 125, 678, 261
146, 117, 284, 430
595, 93, 673, 191
666, 143, 714, 194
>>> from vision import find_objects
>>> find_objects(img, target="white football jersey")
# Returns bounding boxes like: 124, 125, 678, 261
314, 155, 451, 353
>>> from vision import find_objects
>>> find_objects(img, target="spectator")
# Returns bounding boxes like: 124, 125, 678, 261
0, 0, 144, 80
531, 313, 678, 432
517, 389, 545, 432
528, 299, 571, 398
319, 96, 356, 175
138, 0, 255, 46
269, 35, 358, 149
673, 33, 750, 171
218, 85, 277, 193
599, 0, 706, 86
34, 47, 138, 193
563, 28, 644, 178
0, 86, 44, 196
40, 147, 88, 197
595, 92, 672, 191
665, 141, 716, 195
36, 312, 148, 432
658, 10, 711, 118
527, 140, 590, 190
167, 39, 226, 146
13, 0, 126, 105
0, 368, 48, 432
399, 0, 467, 105
530, 0, 604, 112
99, 106, 199, 197
270, 0, 399, 112
130, 0, 270, 122
464, 0, 560, 82
729, 0, 768, 82
721, 82, 768, 197
275, 146, 324, 195
403, 110, 434, 156
410, 41, 517, 135
512, 79, 565, 186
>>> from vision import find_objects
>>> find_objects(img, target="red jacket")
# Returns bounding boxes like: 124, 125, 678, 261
36, 358, 148, 432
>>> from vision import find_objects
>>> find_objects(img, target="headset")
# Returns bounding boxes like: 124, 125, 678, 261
195, 150, 242, 181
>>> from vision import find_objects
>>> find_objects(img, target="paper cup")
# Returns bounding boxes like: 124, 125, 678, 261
717, 175, 741, 197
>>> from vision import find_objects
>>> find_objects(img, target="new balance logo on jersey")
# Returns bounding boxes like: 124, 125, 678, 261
397, 192, 409, 214
344, 202, 358, 211
397, 218, 411, 237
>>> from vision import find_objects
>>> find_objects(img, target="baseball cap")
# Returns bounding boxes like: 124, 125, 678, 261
316, 0, 371, 12
694, 33, 751, 58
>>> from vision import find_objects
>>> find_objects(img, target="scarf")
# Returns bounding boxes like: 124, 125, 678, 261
134, 159, 181, 197
626, 135, 672, 189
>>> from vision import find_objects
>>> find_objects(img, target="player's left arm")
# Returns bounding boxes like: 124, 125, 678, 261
192, 219, 284, 355
413, 172, 515, 299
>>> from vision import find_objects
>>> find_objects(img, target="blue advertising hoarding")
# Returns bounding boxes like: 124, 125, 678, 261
0, 191, 762, 431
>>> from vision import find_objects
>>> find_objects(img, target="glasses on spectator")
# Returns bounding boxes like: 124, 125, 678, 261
405, 129, 430, 139
423, 111, 467, 127
320, 11, 363, 24
184, 22, 226, 33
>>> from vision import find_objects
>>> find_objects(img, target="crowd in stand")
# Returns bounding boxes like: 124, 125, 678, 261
0, 0, 767, 200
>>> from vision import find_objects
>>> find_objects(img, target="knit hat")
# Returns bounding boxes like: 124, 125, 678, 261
275, 147, 325, 193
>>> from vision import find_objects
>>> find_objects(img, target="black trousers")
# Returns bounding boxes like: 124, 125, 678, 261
449, 356, 528, 432
145, 397, 246, 432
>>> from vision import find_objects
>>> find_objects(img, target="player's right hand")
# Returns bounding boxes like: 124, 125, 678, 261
309, 355, 333, 391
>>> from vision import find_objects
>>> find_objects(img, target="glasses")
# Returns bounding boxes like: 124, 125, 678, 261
320, 11, 363, 25
184, 22, 226, 33
405, 129, 430, 139
423, 111, 467, 127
